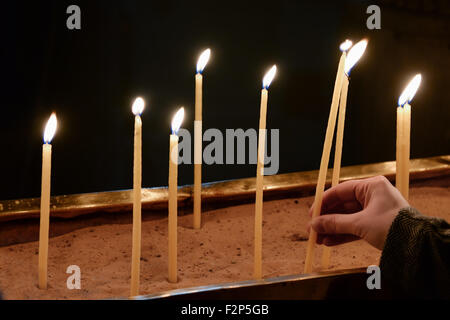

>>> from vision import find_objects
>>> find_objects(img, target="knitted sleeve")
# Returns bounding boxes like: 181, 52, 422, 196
379, 207, 450, 299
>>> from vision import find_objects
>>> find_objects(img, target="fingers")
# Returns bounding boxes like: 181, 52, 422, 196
317, 234, 360, 246
311, 177, 378, 216
320, 179, 366, 214
311, 212, 362, 237
311, 213, 362, 246
306, 176, 394, 249
311, 198, 362, 216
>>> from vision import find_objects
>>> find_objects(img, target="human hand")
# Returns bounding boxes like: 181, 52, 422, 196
308, 176, 409, 250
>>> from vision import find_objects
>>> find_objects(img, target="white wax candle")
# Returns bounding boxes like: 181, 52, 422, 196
254, 65, 276, 280
38, 113, 57, 290
397, 74, 421, 200
130, 97, 145, 297
168, 107, 184, 284
321, 73, 349, 270
194, 49, 210, 229
305, 39, 367, 274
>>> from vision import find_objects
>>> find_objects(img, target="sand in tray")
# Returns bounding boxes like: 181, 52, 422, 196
0, 176, 448, 299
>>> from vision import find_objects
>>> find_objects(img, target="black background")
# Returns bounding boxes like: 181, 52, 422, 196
1, 0, 449, 200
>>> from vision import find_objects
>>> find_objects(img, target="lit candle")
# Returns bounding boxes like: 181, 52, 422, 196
305, 39, 368, 274
254, 65, 277, 280
168, 107, 185, 283
321, 40, 368, 269
194, 48, 211, 229
397, 74, 421, 200
321, 40, 353, 270
38, 113, 57, 290
396, 103, 404, 194
130, 97, 145, 297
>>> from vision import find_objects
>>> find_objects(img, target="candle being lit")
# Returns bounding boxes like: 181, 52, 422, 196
194, 48, 211, 229
130, 97, 145, 297
254, 65, 277, 280
343, 39, 368, 77
397, 74, 422, 200
321, 39, 353, 269
321, 40, 368, 270
305, 39, 368, 274
168, 107, 185, 283
38, 113, 57, 290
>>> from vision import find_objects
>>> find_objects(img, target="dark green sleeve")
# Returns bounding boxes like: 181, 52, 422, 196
379, 207, 450, 299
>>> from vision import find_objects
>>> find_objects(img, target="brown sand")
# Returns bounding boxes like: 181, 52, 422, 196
0, 176, 448, 300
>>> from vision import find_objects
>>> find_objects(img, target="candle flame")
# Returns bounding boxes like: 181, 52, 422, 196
171, 107, 185, 135
132, 97, 145, 116
196, 49, 211, 74
344, 39, 368, 76
398, 74, 422, 106
339, 39, 353, 52
262, 65, 277, 89
43, 113, 57, 144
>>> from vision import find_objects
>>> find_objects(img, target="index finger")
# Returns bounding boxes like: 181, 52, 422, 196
320, 179, 366, 214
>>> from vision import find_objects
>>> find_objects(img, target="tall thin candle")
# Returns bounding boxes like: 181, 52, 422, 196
305, 40, 367, 274
396, 105, 404, 194
168, 107, 185, 283
130, 97, 145, 297
194, 49, 211, 229
38, 113, 57, 290
397, 74, 421, 200
254, 65, 277, 280
321, 40, 352, 270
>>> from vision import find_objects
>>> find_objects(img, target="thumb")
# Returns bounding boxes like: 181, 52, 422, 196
311, 213, 361, 236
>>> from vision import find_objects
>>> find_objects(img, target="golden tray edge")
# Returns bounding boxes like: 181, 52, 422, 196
130, 267, 386, 300
0, 155, 449, 223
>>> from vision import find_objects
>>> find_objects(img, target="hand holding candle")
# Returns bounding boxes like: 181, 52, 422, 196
38, 113, 57, 290
321, 40, 368, 270
254, 65, 277, 280
168, 107, 185, 283
304, 47, 346, 274
130, 97, 145, 297
305, 39, 367, 274
321, 40, 353, 270
396, 74, 422, 200
194, 48, 211, 229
